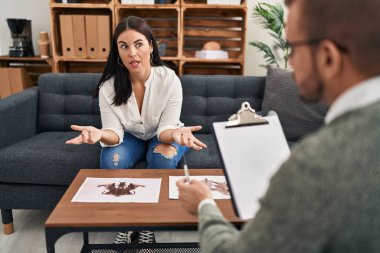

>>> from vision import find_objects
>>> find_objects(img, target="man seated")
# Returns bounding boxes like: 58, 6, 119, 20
177, 0, 380, 252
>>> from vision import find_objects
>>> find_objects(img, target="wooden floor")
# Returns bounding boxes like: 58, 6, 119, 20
0, 210, 199, 253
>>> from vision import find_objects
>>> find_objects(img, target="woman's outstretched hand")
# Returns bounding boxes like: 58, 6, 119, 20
171, 126, 207, 151
66, 125, 102, 145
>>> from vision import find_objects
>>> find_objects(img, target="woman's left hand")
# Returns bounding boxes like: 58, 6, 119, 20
172, 126, 207, 151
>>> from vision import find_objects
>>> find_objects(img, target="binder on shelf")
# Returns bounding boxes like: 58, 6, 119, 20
0, 68, 12, 99
85, 15, 98, 58
72, 15, 87, 58
213, 102, 290, 220
97, 15, 111, 59
59, 15, 75, 57
9, 68, 32, 94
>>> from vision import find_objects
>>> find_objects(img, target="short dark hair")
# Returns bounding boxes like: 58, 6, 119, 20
95, 16, 164, 106
285, 0, 380, 75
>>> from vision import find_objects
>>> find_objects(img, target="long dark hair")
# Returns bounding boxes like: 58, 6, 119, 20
94, 16, 164, 106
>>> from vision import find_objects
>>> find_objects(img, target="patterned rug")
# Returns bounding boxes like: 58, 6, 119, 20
91, 249, 200, 253
89, 231, 200, 253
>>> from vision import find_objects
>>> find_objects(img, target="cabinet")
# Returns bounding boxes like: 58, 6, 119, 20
49, 0, 246, 75
0, 56, 53, 85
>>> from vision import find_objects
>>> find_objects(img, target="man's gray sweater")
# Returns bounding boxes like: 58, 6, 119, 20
199, 100, 380, 253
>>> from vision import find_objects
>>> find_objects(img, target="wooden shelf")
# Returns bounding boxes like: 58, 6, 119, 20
55, 57, 107, 62
181, 0, 246, 5
115, 4, 179, 9
182, 3, 246, 9
49, 0, 247, 75
181, 57, 242, 63
162, 56, 180, 61
115, 0, 179, 5
0, 56, 52, 62
50, 3, 112, 9
181, 61, 243, 75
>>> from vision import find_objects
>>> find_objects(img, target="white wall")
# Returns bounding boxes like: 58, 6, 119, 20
245, 0, 286, 76
0, 0, 285, 76
0, 0, 50, 56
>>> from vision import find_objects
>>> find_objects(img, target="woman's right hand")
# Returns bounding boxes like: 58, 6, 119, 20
66, 125, 102, 145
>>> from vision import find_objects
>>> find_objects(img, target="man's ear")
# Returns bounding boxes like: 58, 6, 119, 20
316, 40, 344, 80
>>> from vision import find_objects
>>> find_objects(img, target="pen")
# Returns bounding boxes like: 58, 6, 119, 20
183, 155, 190, 182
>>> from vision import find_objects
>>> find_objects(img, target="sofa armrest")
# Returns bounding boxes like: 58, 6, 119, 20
0, 87, 38, 149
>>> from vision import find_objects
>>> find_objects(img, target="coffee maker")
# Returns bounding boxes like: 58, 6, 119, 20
7, 19, 35, 57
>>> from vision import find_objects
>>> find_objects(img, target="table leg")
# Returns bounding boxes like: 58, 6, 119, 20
45, 227, 70, 253
83, 232, 89, 245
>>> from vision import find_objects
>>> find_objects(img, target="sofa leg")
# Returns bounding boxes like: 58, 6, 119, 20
1, 209, 14, 235
3, 223, 14, 235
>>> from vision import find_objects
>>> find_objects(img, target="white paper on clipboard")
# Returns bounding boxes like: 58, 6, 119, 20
213, 114, 290, 220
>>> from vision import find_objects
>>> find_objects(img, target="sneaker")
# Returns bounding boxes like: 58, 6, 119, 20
137, 231, 155, 244
113, 231, 139, 244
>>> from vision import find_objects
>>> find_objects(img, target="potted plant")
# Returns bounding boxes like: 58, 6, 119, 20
249, 2, 289, 69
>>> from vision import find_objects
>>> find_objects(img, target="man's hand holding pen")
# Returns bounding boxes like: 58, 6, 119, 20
176, 178, 212, 215
183, 155, 191, 183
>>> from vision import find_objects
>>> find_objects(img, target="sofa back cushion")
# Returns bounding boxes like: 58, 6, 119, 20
261, 67, 327, 142
180, 75, 266, 134
38, 73, 102, 132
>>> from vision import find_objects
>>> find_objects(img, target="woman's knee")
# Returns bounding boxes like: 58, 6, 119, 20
148, 144, 179, 168
154, 144, 178, 157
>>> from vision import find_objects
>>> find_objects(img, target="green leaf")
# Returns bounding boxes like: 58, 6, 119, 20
249, 41, 279, 67
253, 3, 285, 37
250, 2, 288, 68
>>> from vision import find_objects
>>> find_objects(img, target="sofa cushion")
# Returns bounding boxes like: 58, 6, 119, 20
261, 67, 327, 141
38, 73, 102, 132
185, 134, 223, 168
0, 132, 101, 186
180, 75, 266, 134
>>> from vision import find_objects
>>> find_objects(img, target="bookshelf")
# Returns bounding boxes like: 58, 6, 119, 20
49, 0, 247, 75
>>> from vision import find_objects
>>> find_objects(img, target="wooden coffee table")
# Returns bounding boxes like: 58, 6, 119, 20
45, 169, 242, 253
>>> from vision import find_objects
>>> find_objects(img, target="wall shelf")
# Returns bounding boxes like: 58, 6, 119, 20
49, 0, 247, 75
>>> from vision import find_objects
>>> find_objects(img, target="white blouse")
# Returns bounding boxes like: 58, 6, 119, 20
99, 66, 183, 147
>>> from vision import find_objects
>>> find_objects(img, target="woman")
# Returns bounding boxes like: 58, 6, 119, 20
66, 16, 206, 169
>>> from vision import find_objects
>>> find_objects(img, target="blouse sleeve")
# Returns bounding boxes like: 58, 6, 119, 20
156, 73, 183, 141
98, 81, 124, 147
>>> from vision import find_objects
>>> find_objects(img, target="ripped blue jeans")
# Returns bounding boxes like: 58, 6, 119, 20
100, 132, 189, 169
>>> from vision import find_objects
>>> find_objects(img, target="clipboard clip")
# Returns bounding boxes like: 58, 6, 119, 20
226, 102, 268, 128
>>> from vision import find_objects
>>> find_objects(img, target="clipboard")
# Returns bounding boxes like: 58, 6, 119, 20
213, 102, 290, 220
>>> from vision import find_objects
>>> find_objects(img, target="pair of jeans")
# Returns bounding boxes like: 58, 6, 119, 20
100, 132, 189, 169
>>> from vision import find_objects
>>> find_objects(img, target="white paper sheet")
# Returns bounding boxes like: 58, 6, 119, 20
71, 177, 162, 203
169, 176, 231, 200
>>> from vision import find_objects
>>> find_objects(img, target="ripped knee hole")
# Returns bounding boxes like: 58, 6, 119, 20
153, 144, 177, 157
112, 153, 120, 166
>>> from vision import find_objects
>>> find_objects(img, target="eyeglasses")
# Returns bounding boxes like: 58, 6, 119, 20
273, 38, 349, 63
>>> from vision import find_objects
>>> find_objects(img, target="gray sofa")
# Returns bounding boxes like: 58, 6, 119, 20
0, 72, 325, 234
